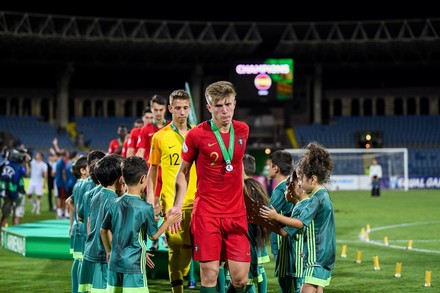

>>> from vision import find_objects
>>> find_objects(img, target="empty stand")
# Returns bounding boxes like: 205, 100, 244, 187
0, 115, 72, 154
74, 117, 136, 151
293, 116, 440, 176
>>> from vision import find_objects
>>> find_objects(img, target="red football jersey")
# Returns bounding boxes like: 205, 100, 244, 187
108, 138, 123, 154
136, 121, 170, 161
127, 127, 142, 153
181, 120, 249, 217
121, 138, 129, 157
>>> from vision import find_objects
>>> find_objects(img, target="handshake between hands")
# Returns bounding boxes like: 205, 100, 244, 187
153, 203, 183, 234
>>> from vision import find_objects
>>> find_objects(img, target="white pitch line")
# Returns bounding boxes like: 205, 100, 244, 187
337, 239, 440, 243
369, 221, 440, 232
361, 240, 440, 254
354, 221, 440, 254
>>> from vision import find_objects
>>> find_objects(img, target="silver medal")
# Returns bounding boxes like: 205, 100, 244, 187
226, 164, 233, 172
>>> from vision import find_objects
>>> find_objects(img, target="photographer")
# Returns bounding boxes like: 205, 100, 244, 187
0, 148, 30, 227
0, 154, 6, 210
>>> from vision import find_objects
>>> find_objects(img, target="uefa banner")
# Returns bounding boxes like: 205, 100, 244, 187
328, 175, 440, 190
1, 229, 26, 256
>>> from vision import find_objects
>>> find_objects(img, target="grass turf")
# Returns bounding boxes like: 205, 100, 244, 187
1, 189, 439, 292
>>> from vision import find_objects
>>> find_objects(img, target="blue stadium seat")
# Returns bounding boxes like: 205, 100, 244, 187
293, 116, 440, 176
0, 115, 74, 153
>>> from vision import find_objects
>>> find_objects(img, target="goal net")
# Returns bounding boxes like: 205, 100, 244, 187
285, 148, 409, 191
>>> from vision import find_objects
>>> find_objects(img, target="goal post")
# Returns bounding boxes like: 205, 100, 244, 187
285, 148, 409, 191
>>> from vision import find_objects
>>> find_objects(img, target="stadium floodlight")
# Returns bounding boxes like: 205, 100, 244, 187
286, 148, 409, 191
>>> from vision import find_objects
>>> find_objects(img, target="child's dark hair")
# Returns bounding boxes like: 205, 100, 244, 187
122, 156, 148, 186
244, 178, 270, 248
286, 169, 298, 188
297, 142, 333, 184
87, 149, 106, 166
89, 159, 100, 185
94, 154, 124, 187
243, 154, 256, 177
71, 155, 87, 179
269, 150, 293, 176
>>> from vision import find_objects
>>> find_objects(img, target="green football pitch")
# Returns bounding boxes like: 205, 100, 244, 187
1, 189, 438, 292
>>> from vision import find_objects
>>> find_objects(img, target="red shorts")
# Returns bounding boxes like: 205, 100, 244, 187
191, 214, 250, 262
56, 186, 66, 199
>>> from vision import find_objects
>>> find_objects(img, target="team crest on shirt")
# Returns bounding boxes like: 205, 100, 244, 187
182, 142, 188, 153
238, 136, 243, 146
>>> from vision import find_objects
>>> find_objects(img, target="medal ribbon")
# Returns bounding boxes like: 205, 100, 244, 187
170, 122, 191, 142
210, 119, 234, 167
152, 119, 167, 128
